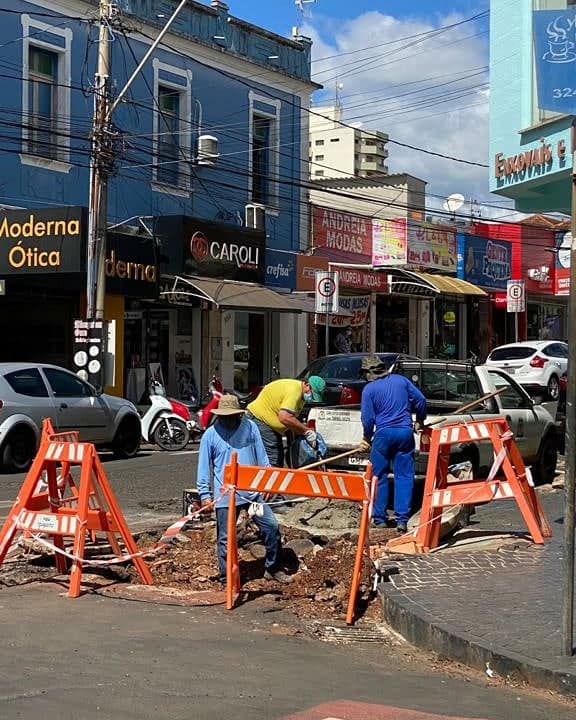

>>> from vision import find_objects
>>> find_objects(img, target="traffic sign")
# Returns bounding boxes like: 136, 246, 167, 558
506, 279, 525, 313
315, 270, 339, 314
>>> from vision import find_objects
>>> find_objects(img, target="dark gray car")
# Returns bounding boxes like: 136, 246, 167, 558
0, 363, 141, 472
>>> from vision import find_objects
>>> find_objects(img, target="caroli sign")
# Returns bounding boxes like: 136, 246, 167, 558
312, 206, 371, 262
0, 207, 86, 275
462, 236, 512, 290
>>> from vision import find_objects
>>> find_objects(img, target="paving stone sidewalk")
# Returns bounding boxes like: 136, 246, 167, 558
378, 482, 576, 696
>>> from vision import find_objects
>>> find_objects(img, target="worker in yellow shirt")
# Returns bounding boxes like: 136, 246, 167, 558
246, 376, 326, 467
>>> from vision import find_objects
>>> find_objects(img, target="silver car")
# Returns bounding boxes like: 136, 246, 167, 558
0, 363, 141, 472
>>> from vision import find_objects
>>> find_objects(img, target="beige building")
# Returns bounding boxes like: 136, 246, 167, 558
308, 105, 389, 179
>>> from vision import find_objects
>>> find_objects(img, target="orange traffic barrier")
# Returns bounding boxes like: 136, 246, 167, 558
387, 417, 552, 554
0, 419, 153, 596
224, 453, 377, 625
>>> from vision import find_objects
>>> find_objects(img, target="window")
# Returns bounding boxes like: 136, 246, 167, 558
364, 155, 375, 162
314, 170, 324, 176
330, 137, 340, 143
157, 85, 181, 186
487, 370, 531, 409
315, 139, 324, 146
252, 115, 273, 204
4, 369, 48, 397
364, 139, 376, 146
27, 47, 58, 158
315, 154, 324, 161
397, 365, 481, 404
249, 91, 280, 207
488, 346, 536, 361
43, 368, 93, 397
21, 15, 71, 171
545, 342, 568, 358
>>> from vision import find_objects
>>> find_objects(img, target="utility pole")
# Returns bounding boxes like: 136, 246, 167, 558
86, 0, 114, 320
562, 142, 576, 657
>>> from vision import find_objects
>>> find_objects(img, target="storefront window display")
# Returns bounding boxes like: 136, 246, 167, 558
431, 298, 459, 359
376, 296, 409, 353
234, 312, 265, 393
527, 303, 566, 340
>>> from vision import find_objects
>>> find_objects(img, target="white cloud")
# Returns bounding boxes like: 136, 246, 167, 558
302, 10, 503, 217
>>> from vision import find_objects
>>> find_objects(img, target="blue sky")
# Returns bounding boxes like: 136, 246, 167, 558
229, 1, 488, 38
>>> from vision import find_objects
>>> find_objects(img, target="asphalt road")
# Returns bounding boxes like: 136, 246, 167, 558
0, 446, 202, 533
0, 583, 573, 720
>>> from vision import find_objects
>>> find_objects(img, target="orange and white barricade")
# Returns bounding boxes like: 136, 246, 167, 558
387, 417, 552, 554
0, 419, 152, 597
224, 453, 377, 625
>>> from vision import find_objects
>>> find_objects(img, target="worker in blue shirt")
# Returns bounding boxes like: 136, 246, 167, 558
359, 357, 427, 533
197, 394, 293, 585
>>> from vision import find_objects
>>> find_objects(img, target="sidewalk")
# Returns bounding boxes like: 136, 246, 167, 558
378, 483, 576, 697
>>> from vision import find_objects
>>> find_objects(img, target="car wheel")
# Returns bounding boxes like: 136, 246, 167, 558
547, 374, 560, 401
533, 432, 558, 485
152, 418, 190, 451
112, 416, 141, 459
1, 426, 37, 473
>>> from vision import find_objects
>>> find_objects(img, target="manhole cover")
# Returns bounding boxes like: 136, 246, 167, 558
99, 583, 226, 606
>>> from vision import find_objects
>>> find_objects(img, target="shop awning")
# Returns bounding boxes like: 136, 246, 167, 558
161, 275, 318, 313
386, 269, 486, 298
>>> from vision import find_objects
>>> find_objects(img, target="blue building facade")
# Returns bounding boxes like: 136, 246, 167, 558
0, 0, 317, 397
489, 0, 574, 214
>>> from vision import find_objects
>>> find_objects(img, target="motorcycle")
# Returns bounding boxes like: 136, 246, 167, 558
141, 381, 193, 451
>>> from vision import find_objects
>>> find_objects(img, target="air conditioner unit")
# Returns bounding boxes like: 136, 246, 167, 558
245, 203, 266, 230
197, 135, 219, 166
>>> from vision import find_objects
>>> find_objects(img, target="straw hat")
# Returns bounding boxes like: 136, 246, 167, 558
211, 394, 246, 416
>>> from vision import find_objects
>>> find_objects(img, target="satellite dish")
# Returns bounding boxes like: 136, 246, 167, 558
443, 193, 465, 213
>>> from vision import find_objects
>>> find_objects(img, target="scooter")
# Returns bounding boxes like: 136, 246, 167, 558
141, 381, 192, 451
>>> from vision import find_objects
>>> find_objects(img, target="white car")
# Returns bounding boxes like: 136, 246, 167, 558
485, 340, 568, 400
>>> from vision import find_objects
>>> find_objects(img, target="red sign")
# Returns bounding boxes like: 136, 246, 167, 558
296, 253, 387, 292
312, 206, 372, 262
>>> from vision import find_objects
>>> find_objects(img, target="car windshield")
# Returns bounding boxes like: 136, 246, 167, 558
396, 364, 481, 404
489, 347, 536, 361
300, 354, 397, 381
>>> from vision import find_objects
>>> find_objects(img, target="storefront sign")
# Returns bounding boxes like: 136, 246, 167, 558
462, 236, 512, 290
296, 254, 328, 291
0, 207, 86, 275
315, 295, 370, 327
407, 223, 457, 271
555, 230, 571, 295
533, 10, 576, 114
265, 249, 296, 289
155, 216, 265, 284
105, 233, 159, 299
493, 137, 566, 180
372, 218, 407, 267
312, 206, 371, 262
337, 267, 388, 292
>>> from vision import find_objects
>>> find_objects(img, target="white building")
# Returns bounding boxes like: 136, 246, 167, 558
308, 105, 389, 179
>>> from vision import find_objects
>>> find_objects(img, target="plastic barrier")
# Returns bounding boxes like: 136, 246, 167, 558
0, 418, 153, 596
386, 417, 552, 554
224, 452, 377, 625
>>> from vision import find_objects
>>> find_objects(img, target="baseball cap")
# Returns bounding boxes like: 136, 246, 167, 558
307, 375, 326, 402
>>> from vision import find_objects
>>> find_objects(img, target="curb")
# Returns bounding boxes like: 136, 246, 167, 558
379, 584, 576, 698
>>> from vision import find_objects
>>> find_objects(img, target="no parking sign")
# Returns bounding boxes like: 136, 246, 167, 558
315, 270, 339, 314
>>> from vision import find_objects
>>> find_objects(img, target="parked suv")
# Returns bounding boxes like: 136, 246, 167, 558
485, 341, 568, 400
297, 352, 419, 406
0, 363, 141, 473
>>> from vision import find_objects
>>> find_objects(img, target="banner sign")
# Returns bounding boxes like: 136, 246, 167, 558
462, 236, 512, 290
265, 249, 295, 289
312, 206, 371, 262
407, 223, 457, 271
555, 230, 571, 295
533, 10, 576, 114
372, 218, 407, 267
315, 294, 370, 327
315, 271, 339, 314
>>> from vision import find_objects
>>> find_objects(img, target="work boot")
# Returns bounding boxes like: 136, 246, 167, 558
264, 568, 294, 584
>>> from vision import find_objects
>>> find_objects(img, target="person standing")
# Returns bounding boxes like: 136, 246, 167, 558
197, 394, 293, 584
246, 376, 326, 467
334, 326, 353, 354
359, 359, 427, 532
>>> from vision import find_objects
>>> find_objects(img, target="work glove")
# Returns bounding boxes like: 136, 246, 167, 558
414, 420, 425, 433
358, 438, 371, 453
304, 429, 318, 449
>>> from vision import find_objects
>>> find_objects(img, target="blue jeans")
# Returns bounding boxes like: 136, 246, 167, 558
247, 413, 284, 467
215, 502, 281, 582
370, 427, 416, 526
